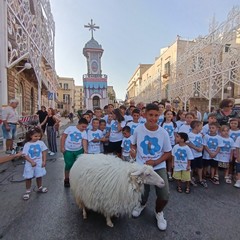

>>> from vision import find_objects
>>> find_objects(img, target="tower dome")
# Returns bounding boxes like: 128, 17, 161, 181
84, 38, 102, 49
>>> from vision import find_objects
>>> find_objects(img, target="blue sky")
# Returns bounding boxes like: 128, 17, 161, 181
50, 0, 239, 100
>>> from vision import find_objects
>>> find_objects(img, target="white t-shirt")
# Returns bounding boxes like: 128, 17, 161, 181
23, 140, 48, 162
188, 132, 203, 158
235, 136, 240, 150
229, 130, 240, 142
109, 120, 125, 142
138, 117, 146, 124
176, 120, 185, 132
162, 122, 177, 146
121, 136, 133, 156
203, 134, 224, 160
63, 126, 87, 151
2, 106, 20, 123
124, 115, 133, 122
157, 114, 164, 125
132, 124, 172, 170
217, 137, 235, 162
87, 129, 103, 154
172, 144, 194, 171
127, 121, 140, 135
178, 124, 192, 134
201, 124, 210, 136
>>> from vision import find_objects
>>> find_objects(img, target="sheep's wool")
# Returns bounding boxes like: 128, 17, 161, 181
70, 154, 146, 218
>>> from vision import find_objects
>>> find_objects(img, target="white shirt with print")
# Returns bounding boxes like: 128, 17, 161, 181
132, 124, 172, 170
188, 132, 203, 158
64, 126, 87, 151
162, 122, 177, 146
138, 117, 146, 125
121, 136, 133, 156
178, 124, 192, 134
87, 129, 103, 154
172, 144, 194, 171
109, 120, 125, 142
217, 137, 235, 162
201, 124, 210, 136
229, 130, 240, 142
176, 120, 185, 132
127, 121, 140, 135
203, 134, 224, 160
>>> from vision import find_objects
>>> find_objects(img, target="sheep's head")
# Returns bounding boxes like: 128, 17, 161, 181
130, 165, 165, 188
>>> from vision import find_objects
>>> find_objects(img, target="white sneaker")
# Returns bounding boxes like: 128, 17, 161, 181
234, 180, 240, 188
48, 151, 51, 154
132, 203, 146, 217
49, 152, 55, 156
155, 211, 167, 230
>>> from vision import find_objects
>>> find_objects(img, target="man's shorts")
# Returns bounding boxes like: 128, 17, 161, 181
203, 159, 218, 168
64, 148, 84, 171
2, 123, 17, 140
173, 170, 191, 182
155, 168, 170, 201
191, 157, 203, 169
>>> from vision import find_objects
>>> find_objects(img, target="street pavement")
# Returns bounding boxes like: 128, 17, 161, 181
0, 120, 239, 240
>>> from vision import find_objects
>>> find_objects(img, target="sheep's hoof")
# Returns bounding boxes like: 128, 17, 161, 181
107, 222, 114, 228
83, 215, 87, 220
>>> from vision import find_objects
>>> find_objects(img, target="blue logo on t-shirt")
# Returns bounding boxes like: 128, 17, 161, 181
140, 136, 161, 155
92, 133, 100, 139
221, 140, 231, 152
207, 138, 218, 150
28, 144, 41, 158
230, 132, 240, 142
111, 121, 118, 132
131, 125, 137, 135
69, 132, 82, 142
193, 136, 202, 147
164, 125, 174, 136
123, 139, 131, 151
175, 149, 187, 161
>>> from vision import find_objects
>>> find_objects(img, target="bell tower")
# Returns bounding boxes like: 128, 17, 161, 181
83, 19, 108, 110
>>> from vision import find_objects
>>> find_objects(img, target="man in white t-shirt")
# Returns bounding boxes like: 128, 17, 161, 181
1, 99, 22, 154
131, 104, 172, 231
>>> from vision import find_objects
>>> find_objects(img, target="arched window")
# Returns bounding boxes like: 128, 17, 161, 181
93, 96, 100, 108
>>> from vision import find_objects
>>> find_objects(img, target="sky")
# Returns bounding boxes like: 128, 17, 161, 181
50, 0, 240, 100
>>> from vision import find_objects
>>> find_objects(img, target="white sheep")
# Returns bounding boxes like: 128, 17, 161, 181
69, 154, 165, 227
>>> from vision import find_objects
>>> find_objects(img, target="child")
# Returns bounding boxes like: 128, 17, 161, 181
172, 132, 194, 194
217, 125, 235, 184
87, 118, 104, 154
234, 136, 240, 188
157, 102, 165, 125
106, 112, 113, 133
139, 107, 146, 124
127, 108, 140, 135
201, 113, 217, 137
60, 118, 88, 187
203, 122, 223, 184
82, 113, 91, 132
131, 103, 172, 231
108, 108, 125, 157
94, 107, 103, 120
161, 110, 177, 181
121, 126, 134, 162
99, 119, 109, 153
22, 127, 48, 200
176, 110, 187, 132
187, 120, 206, 187
178, 112, 195, 134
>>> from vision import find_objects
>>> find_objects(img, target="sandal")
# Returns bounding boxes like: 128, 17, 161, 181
23, 190, 31, 200
225, 176, 232, 184
185, 187, 190, 194
37, 186, 48, 193
176, 186, 182, 193
210, 177, 219, 185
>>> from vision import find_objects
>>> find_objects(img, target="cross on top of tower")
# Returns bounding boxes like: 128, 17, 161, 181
84, 19, 100, 39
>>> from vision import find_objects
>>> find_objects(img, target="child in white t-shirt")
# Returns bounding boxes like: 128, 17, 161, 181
121, 126, 134, 162
127, 108, 140, 135
138, 107, 146, 124
176, 110, 187, 132
203, 122, 224, 184
99, 119, 109, 153
87, 118, 104, 154
234, 136, 240, 188
172, 132, 194, 194
178, 112, 195, 134
61, 118, 88, 187
201, 113, 217, 137
22, 127, 48, 200
217, 125, 235, 184
157, 102, 165, 125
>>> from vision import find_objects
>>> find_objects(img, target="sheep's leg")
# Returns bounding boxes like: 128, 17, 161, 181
82, 204, 87, 219
106, 215, 114, 227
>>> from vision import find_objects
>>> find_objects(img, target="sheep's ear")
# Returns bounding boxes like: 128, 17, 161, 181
131, 166, 147, 176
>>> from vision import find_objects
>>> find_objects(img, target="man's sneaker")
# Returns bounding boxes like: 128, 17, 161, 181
234, 180, 240, 188
64, 179, 70, 188
155, 211, 167, 230
132, 203, 146, 217
49, 152, 55, 156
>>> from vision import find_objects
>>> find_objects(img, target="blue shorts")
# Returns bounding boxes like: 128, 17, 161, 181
2, 123, 17, 139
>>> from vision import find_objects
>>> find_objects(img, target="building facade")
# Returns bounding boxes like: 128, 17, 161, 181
0, 0, 57, 117
82, 20, 108, 111
57, 77, 75, 115
75, 86, 85, 112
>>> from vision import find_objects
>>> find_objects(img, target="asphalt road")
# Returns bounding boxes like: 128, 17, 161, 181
0, 122, 239, 240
